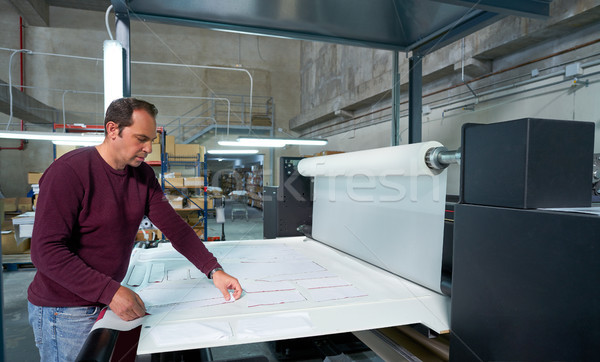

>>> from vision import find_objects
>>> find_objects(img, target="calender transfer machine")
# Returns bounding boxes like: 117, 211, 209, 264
78, 117, 600, 361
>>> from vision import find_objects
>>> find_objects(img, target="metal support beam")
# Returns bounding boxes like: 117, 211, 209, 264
391, 51, 400, 146
408, 55, 423, 144
115, 11, 131, 97
430, 0, 551, 19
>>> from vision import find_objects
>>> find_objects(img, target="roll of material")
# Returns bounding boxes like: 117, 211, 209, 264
298, 141, 442, 178
140, 216, 154, 229
300, 142, 448, 294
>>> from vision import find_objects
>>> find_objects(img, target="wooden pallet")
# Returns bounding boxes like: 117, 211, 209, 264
2, 253, 34, 271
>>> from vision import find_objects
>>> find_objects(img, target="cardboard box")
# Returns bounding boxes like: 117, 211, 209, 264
192, 227, 205, 239
153, 131, 161, 144
27, 172, 43, 184
3, 198, 17, 212
165, 135, 175, 155
17, 198, 32, 212
174, 144, 205, 161
55, 145, 77, 159
1, 231, 30, 255
2, 216, 13, 231
146, 144, 162, 162
174, 144, 198, 156
164, 177, 185, 188
188, 197, 214, 209
166, 195, 184, 209
184, 177, 205, 187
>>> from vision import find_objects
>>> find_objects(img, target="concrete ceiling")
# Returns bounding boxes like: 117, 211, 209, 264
115, 0, 553, 53
47, 0, 110, 12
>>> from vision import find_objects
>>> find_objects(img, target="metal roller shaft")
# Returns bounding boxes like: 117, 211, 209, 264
425, 147, 461, 170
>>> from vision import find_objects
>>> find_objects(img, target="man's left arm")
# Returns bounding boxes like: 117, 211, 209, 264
145, 173, 242, 299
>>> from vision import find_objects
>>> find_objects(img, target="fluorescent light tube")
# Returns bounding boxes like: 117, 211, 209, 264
237, 137, 327, 146
103, 39, 124, 113
218, 139, 286, 148
207, 149, 259, 155
52, 140, 103, 146
0, 131, 105, 143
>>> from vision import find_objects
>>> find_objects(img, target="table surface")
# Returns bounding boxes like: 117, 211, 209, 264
122, 237, 450, 355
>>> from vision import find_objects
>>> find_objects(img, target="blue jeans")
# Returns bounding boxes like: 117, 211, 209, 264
28, 301, 101, 362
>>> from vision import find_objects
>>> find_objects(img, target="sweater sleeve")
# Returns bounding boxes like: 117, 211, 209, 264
145, 176, 220, 276
30, 162, 121, 305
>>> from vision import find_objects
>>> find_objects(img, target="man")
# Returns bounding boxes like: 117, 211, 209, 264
27, 98, 242, 361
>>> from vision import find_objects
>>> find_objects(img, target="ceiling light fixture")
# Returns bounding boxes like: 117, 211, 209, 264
217, 137, 328, 148
0, 131, 105, 145
207, 149, 259, 155
103, 39, 124, 113
52, 140, 104, 146
218, 139, 286, 148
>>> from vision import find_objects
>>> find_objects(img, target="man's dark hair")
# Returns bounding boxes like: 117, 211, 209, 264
104, 98, 158, 135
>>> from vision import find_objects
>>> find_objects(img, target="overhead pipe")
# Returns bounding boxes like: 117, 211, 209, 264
1, 17, 25, 151
300, 37, 600, 138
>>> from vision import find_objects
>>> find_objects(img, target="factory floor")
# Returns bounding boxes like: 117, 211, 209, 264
3, 206, 382, 362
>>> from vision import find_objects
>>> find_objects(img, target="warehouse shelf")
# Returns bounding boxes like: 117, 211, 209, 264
160, 149, 209, 242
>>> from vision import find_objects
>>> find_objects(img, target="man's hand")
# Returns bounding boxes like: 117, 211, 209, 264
109, 286, 146, 321
212, 270, 243, 301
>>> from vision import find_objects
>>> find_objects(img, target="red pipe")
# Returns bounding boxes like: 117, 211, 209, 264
1, 16, 25, 151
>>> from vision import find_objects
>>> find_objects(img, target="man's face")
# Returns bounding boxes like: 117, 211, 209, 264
111, 109, 157, 169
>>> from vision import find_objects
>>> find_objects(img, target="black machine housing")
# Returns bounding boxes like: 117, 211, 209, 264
451, 118, 596, 361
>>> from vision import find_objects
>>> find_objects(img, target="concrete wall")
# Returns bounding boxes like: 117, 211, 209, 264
0, 1, 56, 197
0, 5, 302, 196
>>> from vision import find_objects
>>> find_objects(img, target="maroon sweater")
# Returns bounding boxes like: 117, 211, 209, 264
28, 147, 219, 307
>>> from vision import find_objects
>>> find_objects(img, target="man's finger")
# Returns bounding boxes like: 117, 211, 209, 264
133, 295, 147, 316
221, 288, 231, 301
231, 282, 243, 299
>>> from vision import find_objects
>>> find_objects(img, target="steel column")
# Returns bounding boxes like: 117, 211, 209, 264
408, 54, 423, 144
391, 51, 400, 146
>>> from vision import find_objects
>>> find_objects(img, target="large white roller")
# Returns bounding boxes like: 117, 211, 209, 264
298, 141, 448, 293
298, 141, 443, 177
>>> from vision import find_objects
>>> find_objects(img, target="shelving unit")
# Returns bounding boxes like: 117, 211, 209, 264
245, 164, 263, 209
160, 149, 209, 242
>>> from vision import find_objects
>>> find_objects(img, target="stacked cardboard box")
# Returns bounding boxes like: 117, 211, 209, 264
145, 144, 162, 162
188, 197, 214, 209
1, 216, 30, 255
245, 164, 263, 209
1, 230, 30, 254
4, 198, 33, 213
184, 177, 205, 187
27, 172, 43, 184
55, 145, 77, 159
173, 144, 206, 161
165, 194, 184, 209
165, 135, 175, 154
164, 177, 185, 188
